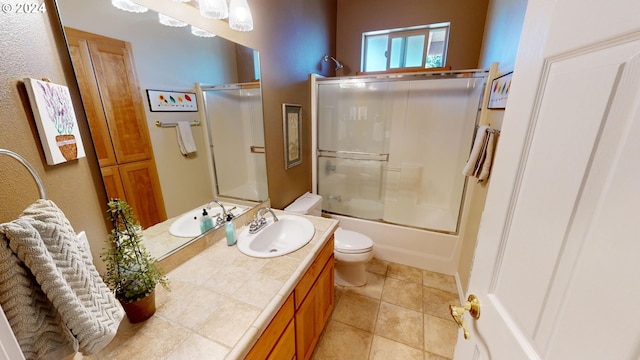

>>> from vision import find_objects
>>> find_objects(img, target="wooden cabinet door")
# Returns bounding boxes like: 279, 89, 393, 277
316, 255, 335, 328
86, 39, 152, 164
295, 255, 335, 360
118, 160, 167, 228
100, 165, 126, 202
66, 31, 117, 167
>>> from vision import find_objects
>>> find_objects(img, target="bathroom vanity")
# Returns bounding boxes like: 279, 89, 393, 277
95, 209, 338, 359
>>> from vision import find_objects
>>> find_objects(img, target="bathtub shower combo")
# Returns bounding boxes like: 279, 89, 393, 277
311, 70, 487, 273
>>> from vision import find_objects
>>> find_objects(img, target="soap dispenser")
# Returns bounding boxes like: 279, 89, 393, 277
225, 213, 236, 246
199, 208, 214, 234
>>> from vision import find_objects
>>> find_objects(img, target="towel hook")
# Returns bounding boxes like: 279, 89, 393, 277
0, 149, 47, 200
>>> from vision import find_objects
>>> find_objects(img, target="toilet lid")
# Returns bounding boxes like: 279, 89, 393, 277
334, 228, 374, 254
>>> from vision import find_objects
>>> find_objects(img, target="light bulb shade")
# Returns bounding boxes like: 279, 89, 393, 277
159, 13, 188, 27
111, 0, 148, 13
229, 0, 254, 31
199, 0, 228, 20
191, 25, 217, 38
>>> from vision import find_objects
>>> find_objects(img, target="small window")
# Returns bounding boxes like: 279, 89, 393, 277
362, 23, 450, 72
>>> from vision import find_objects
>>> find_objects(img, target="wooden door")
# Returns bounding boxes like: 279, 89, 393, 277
65, 27, 166, 228
455, 0, 640, 358
119, 160, 167, 229
66, 32, 117, 167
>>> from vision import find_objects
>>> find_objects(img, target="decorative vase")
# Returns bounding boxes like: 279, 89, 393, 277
55, 134, 77, 161
121, 291, 156, 323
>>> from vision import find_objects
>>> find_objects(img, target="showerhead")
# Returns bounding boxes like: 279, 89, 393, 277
322, 54, 344, 71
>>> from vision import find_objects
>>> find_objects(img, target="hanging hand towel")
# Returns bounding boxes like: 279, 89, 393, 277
463, 126, 498, 182
176, 121, 197, 155
0, 199, 124, 358
463, 126, 489, 177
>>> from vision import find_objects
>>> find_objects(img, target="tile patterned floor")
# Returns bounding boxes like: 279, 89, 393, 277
311, 258, 460, 360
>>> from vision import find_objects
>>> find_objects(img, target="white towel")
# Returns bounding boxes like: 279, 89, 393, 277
463, 126, 497, 182
0, 200, 124, 358
176, 122, 197, 155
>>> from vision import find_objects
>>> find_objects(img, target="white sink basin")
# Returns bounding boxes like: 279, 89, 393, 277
169, 205, 244, 238
237, 215, 315, 258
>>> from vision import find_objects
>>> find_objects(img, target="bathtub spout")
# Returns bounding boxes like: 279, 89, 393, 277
327, 195, 342, 202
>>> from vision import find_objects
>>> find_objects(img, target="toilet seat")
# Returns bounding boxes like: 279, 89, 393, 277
334, 228, 373, 254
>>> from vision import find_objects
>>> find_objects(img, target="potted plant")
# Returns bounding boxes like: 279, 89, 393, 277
101, 199, 169, 323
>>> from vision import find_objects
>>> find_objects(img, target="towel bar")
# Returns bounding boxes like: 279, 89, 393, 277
0, 149, 47, 199
155, 120, 200, 128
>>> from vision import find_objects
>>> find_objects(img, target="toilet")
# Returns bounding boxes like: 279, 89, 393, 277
285, 192, 375, 287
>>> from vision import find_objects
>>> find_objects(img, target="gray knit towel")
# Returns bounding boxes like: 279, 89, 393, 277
0, 199, 124, 358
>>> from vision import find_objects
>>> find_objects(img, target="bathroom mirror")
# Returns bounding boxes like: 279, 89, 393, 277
54, 0, 268, 258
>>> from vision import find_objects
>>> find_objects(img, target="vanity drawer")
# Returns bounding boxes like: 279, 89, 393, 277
294, 236, 334, 309
245, 293, 295, 360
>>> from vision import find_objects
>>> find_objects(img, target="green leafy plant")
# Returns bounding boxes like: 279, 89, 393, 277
101, 199, 169, 303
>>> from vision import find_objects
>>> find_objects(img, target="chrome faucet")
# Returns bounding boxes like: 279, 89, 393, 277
327, 195, 342, 202
208, 200, 228, 226
249, 207, 279, 234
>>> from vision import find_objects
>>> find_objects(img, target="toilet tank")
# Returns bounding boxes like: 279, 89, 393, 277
284, 192, 323, 216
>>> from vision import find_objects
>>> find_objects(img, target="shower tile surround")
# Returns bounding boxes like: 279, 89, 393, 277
78, 209, 338, 359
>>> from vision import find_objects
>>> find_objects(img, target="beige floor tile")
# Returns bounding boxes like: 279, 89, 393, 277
423, 271, 458, 294
156, 283, 225, 330
165, 333, 230, 360
370, 335, 424, 360
387, 263, 423, 284
334, 285, 345, 304
332, 291, 380, 332
344, 271, 386, 300
312, 320, 373, 360
375, 302, 424, 349
108, 316, 190, 360
381, 277, 423, 312
423, 286, 459, 320
198, 299, 262, 347
424, 314, 458, 358
366, 257, 389, 276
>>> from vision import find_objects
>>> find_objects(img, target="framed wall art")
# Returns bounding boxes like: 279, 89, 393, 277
282, 103, 302, 169
24, 78, 86, 165
488, 71, 513, 110
146, 89, 198, 112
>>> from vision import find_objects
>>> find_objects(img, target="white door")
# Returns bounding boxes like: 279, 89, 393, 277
455, 0, 640, 359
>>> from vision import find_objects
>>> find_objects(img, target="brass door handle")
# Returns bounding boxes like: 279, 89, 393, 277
449, 294, 480, 340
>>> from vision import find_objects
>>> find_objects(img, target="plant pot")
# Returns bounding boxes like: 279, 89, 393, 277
55, 134, 77, 161
121, 291, 156, 323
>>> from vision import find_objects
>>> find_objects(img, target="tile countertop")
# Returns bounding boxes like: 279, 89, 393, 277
91, 210, 339, 360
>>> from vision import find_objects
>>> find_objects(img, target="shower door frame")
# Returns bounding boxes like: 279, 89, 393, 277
311, 69, 489, 234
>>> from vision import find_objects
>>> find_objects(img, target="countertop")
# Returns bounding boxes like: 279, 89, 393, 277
89, 210, 339, 360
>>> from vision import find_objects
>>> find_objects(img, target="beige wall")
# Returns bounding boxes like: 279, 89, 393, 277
457, 0, 528, 293
336, 0, 490, 74
0, 0, 109, 273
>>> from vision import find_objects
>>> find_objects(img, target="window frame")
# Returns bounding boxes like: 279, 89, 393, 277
361, 22, 450, 73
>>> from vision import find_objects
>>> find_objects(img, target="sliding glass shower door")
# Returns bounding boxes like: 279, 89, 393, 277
316, 74, 485, 233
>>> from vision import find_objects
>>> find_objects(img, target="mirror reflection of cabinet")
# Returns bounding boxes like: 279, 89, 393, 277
65, 27, 167, 228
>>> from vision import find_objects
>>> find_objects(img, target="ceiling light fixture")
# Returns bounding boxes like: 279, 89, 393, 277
158, 13, 188, 27
191, 25, 217, 38
111, 0, 148, 13
199, 0, 228, 20
228, 0, 253, 31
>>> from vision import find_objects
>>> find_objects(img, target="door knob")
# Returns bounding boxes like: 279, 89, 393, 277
449, 294, 480, 340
